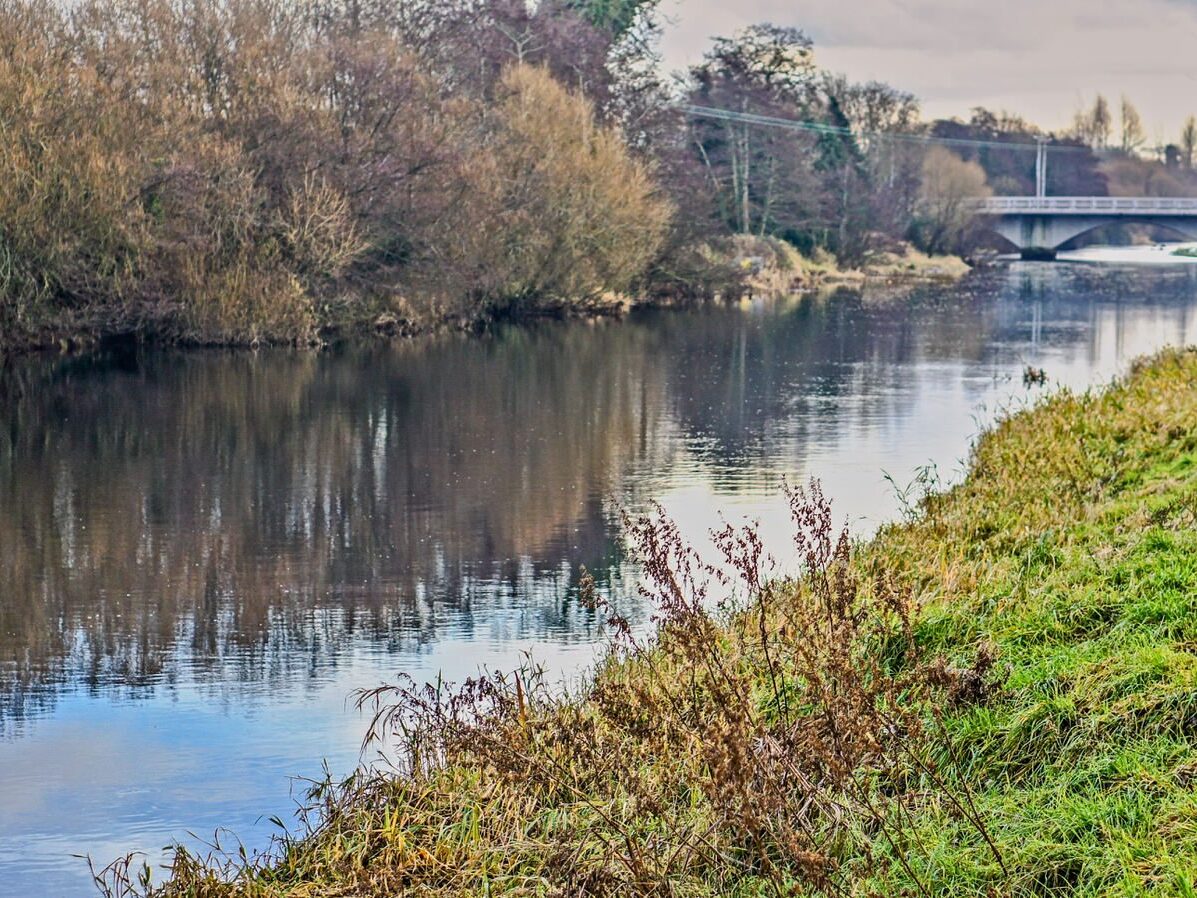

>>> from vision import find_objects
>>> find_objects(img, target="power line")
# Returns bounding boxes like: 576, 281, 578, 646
683, 104, 1094, 154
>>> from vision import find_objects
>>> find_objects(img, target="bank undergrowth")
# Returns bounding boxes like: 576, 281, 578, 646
95, 347, 1197, 896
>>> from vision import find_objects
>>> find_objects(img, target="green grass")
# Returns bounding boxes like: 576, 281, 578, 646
117, 348, 1197, 897
863, 347, 1197, 896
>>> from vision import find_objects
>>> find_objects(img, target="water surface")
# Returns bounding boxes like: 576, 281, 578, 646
3, 262, 1197, 896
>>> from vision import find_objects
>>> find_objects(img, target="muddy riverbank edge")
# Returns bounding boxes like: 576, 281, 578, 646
1, 241, 970, 360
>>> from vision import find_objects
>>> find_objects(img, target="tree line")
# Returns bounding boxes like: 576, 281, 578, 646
1073, 94, 1197, 166
2, 0, 1195, 350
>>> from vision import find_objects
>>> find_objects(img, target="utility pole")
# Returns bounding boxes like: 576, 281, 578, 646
1035, 138, 1048, 198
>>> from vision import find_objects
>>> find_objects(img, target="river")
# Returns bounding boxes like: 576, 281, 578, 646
3, 259, 1197, 896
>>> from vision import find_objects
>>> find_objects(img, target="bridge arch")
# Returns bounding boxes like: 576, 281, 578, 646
1048, 218, 1197, 250
983, 217, 1197, 253
980, 200, 1197, 259
980, 228, 1021, 254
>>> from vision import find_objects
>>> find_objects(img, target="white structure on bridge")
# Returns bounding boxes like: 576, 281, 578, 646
977, 196, 1197, 260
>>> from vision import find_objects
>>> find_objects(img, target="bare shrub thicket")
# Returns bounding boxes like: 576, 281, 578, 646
0, 0, 670, 348
122, 483, 1005, 897
481, 64, 673, 312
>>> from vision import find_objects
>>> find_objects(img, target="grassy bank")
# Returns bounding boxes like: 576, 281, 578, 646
105, 352, 1197, 897
864, 348, 1197, 894
719, 235, 969, 297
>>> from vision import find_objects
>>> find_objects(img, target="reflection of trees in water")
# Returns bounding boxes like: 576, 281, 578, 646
629, 284, 997, 480
0, 329, 666, 727
643, 266, 1197, 485
3, 265, 1196, 726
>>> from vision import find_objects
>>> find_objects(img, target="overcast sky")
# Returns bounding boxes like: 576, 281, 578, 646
658, 0, 1197, 140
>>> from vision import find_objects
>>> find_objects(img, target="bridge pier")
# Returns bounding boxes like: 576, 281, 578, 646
991, 214, 1070, 260
1013, 215, 1068, 260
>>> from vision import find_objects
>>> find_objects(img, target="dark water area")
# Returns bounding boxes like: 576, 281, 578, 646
3, 262, 1197, 896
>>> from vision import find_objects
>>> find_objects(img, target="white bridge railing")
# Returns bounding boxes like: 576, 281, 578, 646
977, 196, 1197, 216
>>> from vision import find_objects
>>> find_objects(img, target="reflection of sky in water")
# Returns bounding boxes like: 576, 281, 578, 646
2, 261, 1197, 896
0, 637, 606, 892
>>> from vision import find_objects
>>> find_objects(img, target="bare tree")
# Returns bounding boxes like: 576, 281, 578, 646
688, 24, 820, 237
1072, 95, 1112, 149
913, 146, 991, 254
1120, 97, 1145, 156
825, 75, 923, 238
1182, 115, 1197, 169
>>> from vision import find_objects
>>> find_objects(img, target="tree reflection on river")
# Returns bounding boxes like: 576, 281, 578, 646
2, 262, 1197, 895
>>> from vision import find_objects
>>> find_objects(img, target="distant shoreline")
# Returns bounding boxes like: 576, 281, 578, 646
0, 242, 970, 361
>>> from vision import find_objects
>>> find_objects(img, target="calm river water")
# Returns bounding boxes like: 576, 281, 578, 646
3, 260, 1197, 896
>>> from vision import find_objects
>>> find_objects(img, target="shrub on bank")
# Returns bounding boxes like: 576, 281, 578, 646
0, 5, 146, 341
481, 65, 672, 314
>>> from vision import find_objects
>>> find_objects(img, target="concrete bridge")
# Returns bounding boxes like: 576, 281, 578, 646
977, 196, 1197, 260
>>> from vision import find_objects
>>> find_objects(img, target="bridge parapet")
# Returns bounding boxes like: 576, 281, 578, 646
977, 196, 1197, 216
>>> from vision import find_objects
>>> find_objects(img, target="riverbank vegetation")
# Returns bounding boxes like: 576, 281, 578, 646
5, 1, 1197, 354
0, 0, 997, 354
0, 0, 675, 351
100, 347, 1197, 895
